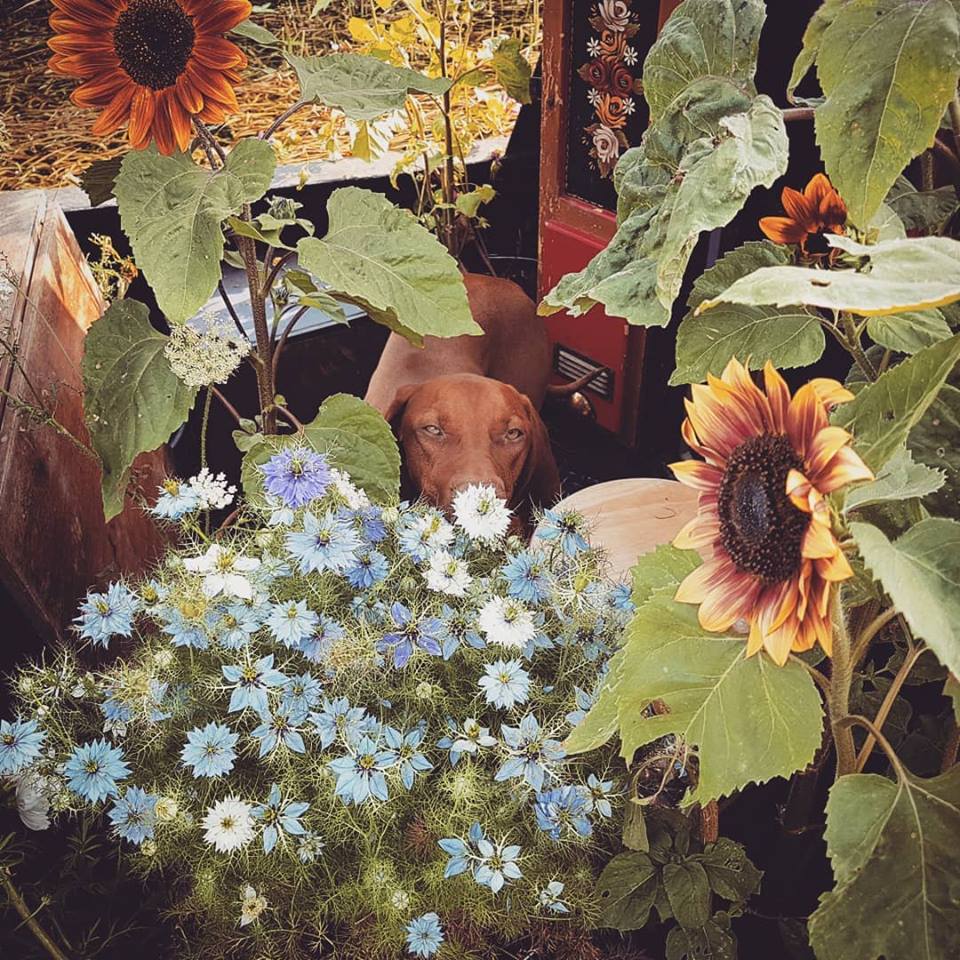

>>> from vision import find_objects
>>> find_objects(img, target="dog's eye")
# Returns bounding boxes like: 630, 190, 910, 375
421, 424, 443, 437
505, 427, 525, 441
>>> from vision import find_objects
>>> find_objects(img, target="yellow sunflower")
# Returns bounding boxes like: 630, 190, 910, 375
48, 0, 251, 155
670, 358, 873, 665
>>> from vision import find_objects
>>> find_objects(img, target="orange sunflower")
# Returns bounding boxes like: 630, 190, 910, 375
759, 173, 847, 256
669, 358, 873, 665
48, 0, 251, 155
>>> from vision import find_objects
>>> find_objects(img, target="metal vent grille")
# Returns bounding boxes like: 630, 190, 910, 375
553, 344, 614, 401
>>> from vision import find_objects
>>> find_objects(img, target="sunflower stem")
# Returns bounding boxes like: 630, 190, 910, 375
828, 594, 857, 779
839, 311, 878, 381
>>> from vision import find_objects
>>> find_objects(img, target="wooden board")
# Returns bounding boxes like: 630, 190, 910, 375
0, 191, 169, 642
534, 477, 698, 581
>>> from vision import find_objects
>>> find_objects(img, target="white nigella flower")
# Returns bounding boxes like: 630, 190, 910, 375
239, 884, 268, 926
478, 597, 536, 649
424, 550, 472, 597
329, 468, 370, 509
11, 770, 55, 831
183, 545, 260, 600
202, 797, 255, 853
187, 468, 237, 511
453, 484, 512, 542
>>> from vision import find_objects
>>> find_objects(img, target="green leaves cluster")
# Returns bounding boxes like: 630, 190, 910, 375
540, 0, 787, 327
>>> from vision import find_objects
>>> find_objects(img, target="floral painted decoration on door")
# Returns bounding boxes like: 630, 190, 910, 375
578, 0, 643, 177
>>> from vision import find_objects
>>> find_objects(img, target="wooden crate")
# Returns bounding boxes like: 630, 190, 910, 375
0, 190, 169, 642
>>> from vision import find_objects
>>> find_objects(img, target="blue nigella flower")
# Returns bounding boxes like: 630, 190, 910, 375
180, 722, 239, 778
345, 549, 389, 590
266, 599, 319, 648
280, 672, 323, 717
251, 706, 306, 757
64, 739, 130, 803
534, 785, 593, 840
436, 717, 497, 766
151, 478, 199, 519
377, 602, 443, 669
260, 447, 332, 508
0, 717, 45, 775
214, 602, 265, 649
158, 603, 209, 649
495, 714, 565, 792
436, 605, 484, 659
585, 773, 617, 818
538, 508, 589, 556
265, 493, 295, 527
501, 551, 551, 604
354, 505, 387, 544
566, 685, 595, 727
251, 783, 310, 853
405, 913, 444, 958
438, 825, 479, 879
474, 835, 523, 893
297, 615, 343, 663
478, 659, 530, 709
285, 510, 360, 575
222, 654, 287, 715
384, 725, 433, 789
538, 881, 570, 914
520, 612, 555, 660
297, 832, 326, 863
396, 510, 454, 563
75, 583, 138, 648
607, 582, 635, 615
101, 687, 133, 730
108, 786, 157, 845
328, 734, 397, 805
309, 696, 370, 749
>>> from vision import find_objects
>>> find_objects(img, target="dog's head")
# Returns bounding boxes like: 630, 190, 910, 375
384, 374, 560, 516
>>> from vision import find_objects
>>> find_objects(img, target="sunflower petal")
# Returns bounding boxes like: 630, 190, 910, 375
759, 215, 808, 245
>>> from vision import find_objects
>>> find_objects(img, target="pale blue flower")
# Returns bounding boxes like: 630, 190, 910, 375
538, 508, 589, 556
328, 734, 397, 805
261, 447, 332, 508
214, 602, 264, 649
534, 785, 593, 840
566, 685, 595, 727
297, 615, 343, 663
438, 821, 486, 879
478, 659, 530, 709
406, 913, 444, 957
538, 881, 570, 914
251, 707, 306, 757
377, 602, 443, 669
75, 583, 138, 648
158, 605, 208, 649
396, 509, 454, 563
501, 551, 551, 604
266, 599, 318, 648
345, 549, 389, 589
474, 835, 523, 893
251, 783, 310, 853
285, 510, 360, 574
0, 718, 45, 775
64, 739, 130, 802
151, 479, 199, 519
384, 725, 433, 789
222, 654, 287, 714
309, 697, 370, 749
280, 672, 323, 716
436, 717, 496, 766
181, 722, 238, 778
354, 506, 387, 544
585, 773, 617, 818
264, 493, 295, 527
436, 605, 484, 659
108, 786, 157, 845
495, 714, 565, 792
297, 832, 326, 863
607, 582, 635, 615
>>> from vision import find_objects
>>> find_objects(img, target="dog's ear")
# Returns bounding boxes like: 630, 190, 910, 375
517, 396, 561, 509
383, 382, 419, 433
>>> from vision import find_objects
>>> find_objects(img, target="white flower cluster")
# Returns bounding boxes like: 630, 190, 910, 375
164, 311, 247, 387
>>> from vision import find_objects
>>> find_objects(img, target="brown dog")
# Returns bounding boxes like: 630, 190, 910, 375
364, 274, 560, 520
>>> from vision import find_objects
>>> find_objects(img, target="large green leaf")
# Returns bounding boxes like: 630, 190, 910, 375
241, 393, 400, 507
809, 769, 960, 960
569, 591, 824, 804
663, 861, 711, 929
79, 155, 124, 207
114, 140, 276, 323
82, 300, 198, 520
832, 333, 960, 472
672, 241, 823, 384
488, 38, 531, 104
286, 53, 451, 120
814, 0, 960, 226
697, 838, 762, 903
698, 236, 960, 318
843, 447, 944, 514
866, 310, 953, 355
297, 187, 478, 345
851, 518, 960, 678
886, 175, 960, 235
595, 852, 659, 931
630, 544, 702, 608
786, 0, 848, 102
908, 383, 960, 518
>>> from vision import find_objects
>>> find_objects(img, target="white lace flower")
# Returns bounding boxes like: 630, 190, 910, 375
202, 797, 254, 853
453, 484, 512, 542
164, 311, 247, 387
187, 468, 236, 511
239, 884, 268, 926
330, 468, 370, 509
478, 597, 536, 649
424, 550, 472, 597
183, 544, 260, 599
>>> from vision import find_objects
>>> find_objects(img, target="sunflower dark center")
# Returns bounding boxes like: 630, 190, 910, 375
717, 433, 808, 583
113, 0, 195, 90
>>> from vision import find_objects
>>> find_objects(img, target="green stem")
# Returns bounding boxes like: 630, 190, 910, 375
0, 868, 71, 960
828, 595, 857, 779
948, 90, 960, 161
840, 311, 878, 381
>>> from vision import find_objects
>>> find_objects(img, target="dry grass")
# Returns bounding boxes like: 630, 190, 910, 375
0, 0, 539, 192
